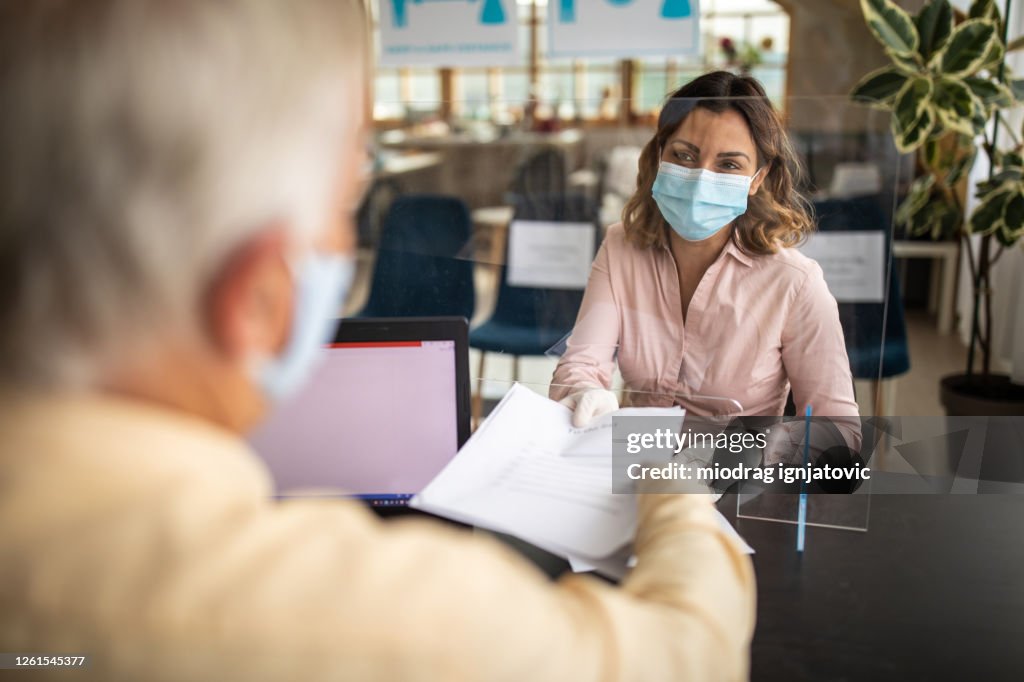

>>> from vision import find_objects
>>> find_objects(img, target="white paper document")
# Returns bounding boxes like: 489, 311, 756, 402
412, 383, 751, 569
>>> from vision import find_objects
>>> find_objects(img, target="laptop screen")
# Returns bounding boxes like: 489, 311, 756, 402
248, 338, 460, 505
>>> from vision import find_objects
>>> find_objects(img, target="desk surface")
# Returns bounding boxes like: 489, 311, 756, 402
722, 494, 1024, 681
496, 494, 1024, 680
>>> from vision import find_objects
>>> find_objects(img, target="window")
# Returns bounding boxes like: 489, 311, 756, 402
372, 0, 789, 122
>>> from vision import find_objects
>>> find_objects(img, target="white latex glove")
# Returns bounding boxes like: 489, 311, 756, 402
558, 387, 619, 428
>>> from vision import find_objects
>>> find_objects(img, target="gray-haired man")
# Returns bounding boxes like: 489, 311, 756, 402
0, 2, 754, 680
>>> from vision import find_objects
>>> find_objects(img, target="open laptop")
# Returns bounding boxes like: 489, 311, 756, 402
248, 317, 470, 510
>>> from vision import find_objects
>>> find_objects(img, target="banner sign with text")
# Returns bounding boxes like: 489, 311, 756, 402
379, 0, 520, 67
548, 0, 701, 59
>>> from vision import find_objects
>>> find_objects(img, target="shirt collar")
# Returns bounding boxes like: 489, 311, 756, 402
657, 227, 754, 267
723, 237, 754, 267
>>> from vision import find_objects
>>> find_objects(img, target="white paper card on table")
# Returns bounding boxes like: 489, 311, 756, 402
506, 220, 595, 290
798, 231, 885, 303
411, 383, 683, 559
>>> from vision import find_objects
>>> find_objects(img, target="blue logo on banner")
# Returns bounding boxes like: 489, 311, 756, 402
391, 0, 508, 29
557, 0, 691, 23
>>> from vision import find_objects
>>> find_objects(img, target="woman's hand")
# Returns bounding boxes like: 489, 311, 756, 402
558, 387, 619, 428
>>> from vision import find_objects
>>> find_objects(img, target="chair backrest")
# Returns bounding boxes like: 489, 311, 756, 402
488, 192, 598, 334
507, 147, 567, 202
356, 177, 403, 248
813, 195, 910, 379
359, 194, 475, 319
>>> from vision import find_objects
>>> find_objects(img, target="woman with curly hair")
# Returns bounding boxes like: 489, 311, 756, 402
552, 71, 859, 435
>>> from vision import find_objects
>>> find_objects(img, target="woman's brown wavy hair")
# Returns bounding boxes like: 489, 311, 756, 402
622, 71, 813, 254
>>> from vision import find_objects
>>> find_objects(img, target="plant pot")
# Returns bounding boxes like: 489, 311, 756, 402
939, 373, 1024, 416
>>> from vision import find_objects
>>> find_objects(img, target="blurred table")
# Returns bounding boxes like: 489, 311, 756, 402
892, 239, 959, 334
375, 151, 442, 179
380, 129, 584, 209
471, 206, 515, 267
730, 493, 1024, 681
493, 493, 1024, 680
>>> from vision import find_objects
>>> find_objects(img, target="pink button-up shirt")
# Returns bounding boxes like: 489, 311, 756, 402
550, 223, 859, 420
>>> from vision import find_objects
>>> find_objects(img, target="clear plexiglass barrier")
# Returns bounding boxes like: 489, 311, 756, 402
348, 95, 910, 532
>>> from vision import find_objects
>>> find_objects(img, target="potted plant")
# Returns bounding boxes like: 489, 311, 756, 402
720, 37, 763, 76
852, 0, 1024, 414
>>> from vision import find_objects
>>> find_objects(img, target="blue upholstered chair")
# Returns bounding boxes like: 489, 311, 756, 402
812, 195, 910, 414
356, 177, 403, 249
506, 147, 567, 205
357, 195, 475, 320
470, 193, 599, 418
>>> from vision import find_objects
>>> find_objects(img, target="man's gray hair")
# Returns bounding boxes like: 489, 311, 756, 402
0, 0, 366, 388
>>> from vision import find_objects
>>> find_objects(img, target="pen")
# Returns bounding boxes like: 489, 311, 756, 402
797, 404, 811, 553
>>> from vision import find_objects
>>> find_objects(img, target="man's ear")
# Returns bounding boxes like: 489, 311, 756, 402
204, 228, 294, 364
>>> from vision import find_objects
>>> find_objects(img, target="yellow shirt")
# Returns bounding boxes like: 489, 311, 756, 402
0, 391, 755, 681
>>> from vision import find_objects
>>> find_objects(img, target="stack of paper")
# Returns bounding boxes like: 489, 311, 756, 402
411, 383, 752, 579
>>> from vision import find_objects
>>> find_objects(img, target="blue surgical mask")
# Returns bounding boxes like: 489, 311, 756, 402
256, 252, 355, 402
652, 161, 762, 242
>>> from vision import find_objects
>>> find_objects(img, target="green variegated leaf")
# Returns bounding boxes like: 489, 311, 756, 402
896, 174, 935, 227
906, 197, 959, 239
906, 204, 935, 237
978, 37, 1005, 71
992, 168, 1023, 184
893, 76, 933, 129
975, 176, 1003, 196
851, 67, 909, 107
916, 0, 954, 61
995, 222, 1019, 246
1002, 192, 1024, 236
969, 189, 1013, 234
936, 200, 961, 238
891, 51, 925, 74
964, 77, 1015, 107
999, 195, 1024, 242
896, 102, 936, 152
926, 200, 961, 239
947, 147, 977, 185
968, 0, 1001, 22
933, 78, 981, 135
986, 219, 1009, 239
970, 91, 989, 132
861, 0, 919, 57
940, 19, 999, 77
998, 150, 1024, 169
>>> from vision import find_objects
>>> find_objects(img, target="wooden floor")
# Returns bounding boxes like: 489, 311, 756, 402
887, 309, 967, 416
